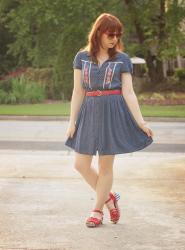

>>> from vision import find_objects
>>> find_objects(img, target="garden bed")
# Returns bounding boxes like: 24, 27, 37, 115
138, 92, 185, 105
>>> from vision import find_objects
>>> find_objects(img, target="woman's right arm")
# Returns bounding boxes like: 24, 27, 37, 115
66, 69, 85, 138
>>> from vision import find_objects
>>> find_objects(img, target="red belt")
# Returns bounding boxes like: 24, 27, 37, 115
86, 89, 122, 97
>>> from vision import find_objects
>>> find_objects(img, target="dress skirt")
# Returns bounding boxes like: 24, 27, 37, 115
65, 94, 153, 155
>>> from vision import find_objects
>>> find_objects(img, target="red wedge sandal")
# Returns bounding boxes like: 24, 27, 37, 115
105, 192, 120, 224
86, 209, 104, 228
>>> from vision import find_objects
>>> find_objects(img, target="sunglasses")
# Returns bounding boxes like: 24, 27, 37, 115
104, 31, 122, 39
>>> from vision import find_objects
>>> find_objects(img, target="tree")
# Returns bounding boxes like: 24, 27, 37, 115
123, 0, 185, 84
1, 0, 121, 98
0, 0, 20, 74
1, 0, 184, 98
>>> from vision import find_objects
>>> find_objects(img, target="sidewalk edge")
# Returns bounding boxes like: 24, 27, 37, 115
0, 115, 185, 122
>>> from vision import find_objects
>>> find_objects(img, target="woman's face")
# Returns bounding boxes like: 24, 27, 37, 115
99, 30, 122, 50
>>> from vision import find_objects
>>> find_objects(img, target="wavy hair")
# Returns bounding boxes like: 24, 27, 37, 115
82, 13, 124, 63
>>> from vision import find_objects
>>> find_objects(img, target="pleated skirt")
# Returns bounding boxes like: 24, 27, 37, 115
65, 95, 153, 155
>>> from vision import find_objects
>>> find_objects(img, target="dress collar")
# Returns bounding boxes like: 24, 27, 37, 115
86, 51, 119, 61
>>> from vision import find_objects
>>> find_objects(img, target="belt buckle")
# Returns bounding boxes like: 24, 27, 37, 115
96, 90, 102, 96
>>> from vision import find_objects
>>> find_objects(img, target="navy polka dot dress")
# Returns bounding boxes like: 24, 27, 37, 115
65, 50, 153, 155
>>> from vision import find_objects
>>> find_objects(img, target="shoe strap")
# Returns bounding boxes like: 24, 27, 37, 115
105, 192, 115, 204
92, 209, 104, 215
105, 192, 120, 204
87, 217, 102, 224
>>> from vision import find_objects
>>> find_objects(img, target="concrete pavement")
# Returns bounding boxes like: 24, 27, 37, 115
0, 119, 185, 249
0, 115, 185, 122
0, 151, 185, 249
0, 120, 185, 152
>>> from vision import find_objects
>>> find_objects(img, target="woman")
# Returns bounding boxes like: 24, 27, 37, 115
65, 13, 154, 228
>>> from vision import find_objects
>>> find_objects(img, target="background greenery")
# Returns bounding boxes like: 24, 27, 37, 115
0, 0, 185, 101
0, 102, 184, 118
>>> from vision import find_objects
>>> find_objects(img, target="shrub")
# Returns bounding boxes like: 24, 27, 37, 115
11, 77, 27, 103
7, 93, 17, 104
24, 81, 45, 103
0, 78, 13, 92
0, 77, 46, 104
150, 92, 165, 100
165, 92, 185, 100
174, 68, 185, 80
24, 67, 58, 99
137, 92, 152, 101
11, 76, 46, 103
0, 89, 9, 104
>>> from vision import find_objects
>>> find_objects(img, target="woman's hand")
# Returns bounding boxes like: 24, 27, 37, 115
66, 121, 76, 139
138, 121, 154, 138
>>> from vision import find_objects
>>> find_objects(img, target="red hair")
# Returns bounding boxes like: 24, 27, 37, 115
82, 13, 124, 63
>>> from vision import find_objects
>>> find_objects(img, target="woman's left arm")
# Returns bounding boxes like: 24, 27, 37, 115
121, 72, 154, 138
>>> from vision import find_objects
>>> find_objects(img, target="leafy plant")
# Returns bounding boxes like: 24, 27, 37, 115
174, 68, 185, 80
0, 89, 9, 104
11, 76, 46, 103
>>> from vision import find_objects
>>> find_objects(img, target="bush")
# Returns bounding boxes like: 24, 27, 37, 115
24, 67, 59, 99
25, 82, 45, 103
11, 76, 46, 104
138, 92, 166, 101
0, 89, 9, 104
11, 77, 27, 103
0, 76, 46, 104
0, 89, 17, 104
153, 76, 185, 92
0, 78, 13, 92
174, 68, 185, 80
7, 93, 17, 104
150, 92, 165, 100
165, 92, 185, 100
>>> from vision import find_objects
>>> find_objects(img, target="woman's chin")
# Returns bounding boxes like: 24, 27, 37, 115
106, 44, 115, 50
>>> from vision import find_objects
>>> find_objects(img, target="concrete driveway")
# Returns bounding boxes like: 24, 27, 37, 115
0, 119, 185, 250
0, 120, 184, 152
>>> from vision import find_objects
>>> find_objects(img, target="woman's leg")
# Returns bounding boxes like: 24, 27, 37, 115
74, 152, 97, 190
93, 155, 115, 212
74, 152, 116, 220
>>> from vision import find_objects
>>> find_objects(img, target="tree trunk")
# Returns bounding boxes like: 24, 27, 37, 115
123, 0, 166, 84
146, 50, 165, 84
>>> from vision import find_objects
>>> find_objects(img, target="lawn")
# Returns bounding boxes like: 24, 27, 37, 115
141, 105, 185, 117
0, 102, 70, 116
0, 102, 184, 117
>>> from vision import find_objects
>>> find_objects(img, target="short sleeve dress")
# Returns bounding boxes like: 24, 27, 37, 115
65, 50, 153, 155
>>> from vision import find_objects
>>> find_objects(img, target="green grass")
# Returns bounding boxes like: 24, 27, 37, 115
141, 105, 185, 117
0, 102, 70, 116
0, 102, 184, 117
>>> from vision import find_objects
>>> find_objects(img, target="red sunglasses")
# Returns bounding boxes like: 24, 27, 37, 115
104, 31, 122, 39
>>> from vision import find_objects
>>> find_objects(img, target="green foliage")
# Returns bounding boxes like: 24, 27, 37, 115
7, 92, 16, 104
174, 68, 185, 80
1, 0, 122, 99
0, 0, 20, 75
0, 78, 12, 92
0, 0, 185, 98
0, 102, 184, 117
11, 76, 45, 103
0, 76, 46, 104
121, 0, 185, 60
138, 91, 185, 102
150, 92, 165, 100
0, 89, 8, 103
23, 67, 58, 99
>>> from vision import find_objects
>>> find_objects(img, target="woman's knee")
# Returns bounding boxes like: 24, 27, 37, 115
98, 155, 115, 175
99, 164, 113, 176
